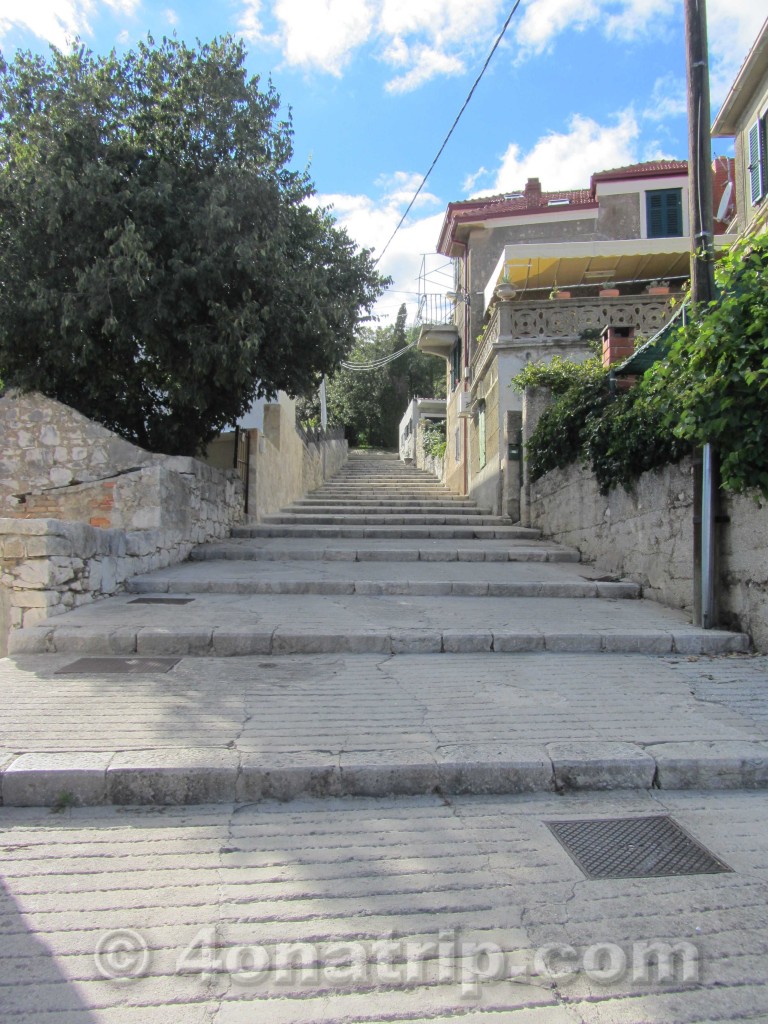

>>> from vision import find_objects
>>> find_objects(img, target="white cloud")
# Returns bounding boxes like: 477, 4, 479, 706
480, 109, 639, 194
102, 0, 140, 13
164, 8, 179, 27
385, 45, 464, 93
318, 174, 446, 322
514, 0, 601, 54
0, 0, 95, 48
707, 1, 767, 107
240, 0, 376, 76
0, 0, 141, 48
643, 74, 687, 122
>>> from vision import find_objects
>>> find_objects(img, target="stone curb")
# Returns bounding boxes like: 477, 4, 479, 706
4, 740, 768, 807
232, 526, 543, 540
189, 545, 582, 564
7, 625, 751, 657
125, 578, 642, 599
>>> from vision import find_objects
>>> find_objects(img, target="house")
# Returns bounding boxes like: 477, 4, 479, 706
417, 160, 736, 518
712, 17, 768, 238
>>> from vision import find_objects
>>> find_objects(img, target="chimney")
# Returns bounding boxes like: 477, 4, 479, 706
524, 177, 542, 206
601, 325, 635, 368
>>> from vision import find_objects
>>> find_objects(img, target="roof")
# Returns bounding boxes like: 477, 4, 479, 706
437, 160, 689, 254
712, 17, 768, 136
590, 160, 688, 189
437, 188, 596, 254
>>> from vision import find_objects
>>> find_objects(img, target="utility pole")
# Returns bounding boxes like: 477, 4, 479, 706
685, 0, 717, 627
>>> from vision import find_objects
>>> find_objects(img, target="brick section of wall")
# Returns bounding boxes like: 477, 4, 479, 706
0, 390, 161, 515
0, 460, 243, 655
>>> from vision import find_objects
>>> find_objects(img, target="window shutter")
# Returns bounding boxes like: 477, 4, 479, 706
665, 189, 682, 236
646, 188, 683, 237
647, 192, 664, 236
748, 120, 765, 205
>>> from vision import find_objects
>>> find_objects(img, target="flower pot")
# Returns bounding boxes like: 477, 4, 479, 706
599, 288, 620, 297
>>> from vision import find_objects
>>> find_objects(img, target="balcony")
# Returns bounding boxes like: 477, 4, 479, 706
416, 293, 459, 360
471, 294, 682, 379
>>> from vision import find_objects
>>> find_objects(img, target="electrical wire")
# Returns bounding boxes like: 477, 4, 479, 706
374, 1, 523, 268
340, 341, 419, 371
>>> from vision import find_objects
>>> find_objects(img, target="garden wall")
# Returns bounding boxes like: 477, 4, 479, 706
529, 455, 768, 652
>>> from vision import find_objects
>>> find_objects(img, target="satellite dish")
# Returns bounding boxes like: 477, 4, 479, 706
716, 181, 733, 222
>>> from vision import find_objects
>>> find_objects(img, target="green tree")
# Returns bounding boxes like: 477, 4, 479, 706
0, 36, 385, 454
323, 304, 446, 448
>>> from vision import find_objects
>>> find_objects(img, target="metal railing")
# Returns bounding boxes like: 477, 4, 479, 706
415, 293, 456, 327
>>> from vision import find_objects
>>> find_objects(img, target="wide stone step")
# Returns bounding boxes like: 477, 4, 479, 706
261, 514, 511, 526
126, 558, 641, 599
190, 540, 581, 563
294, 500, 486, 510
233, 524, 541, 540
2, 651, 766, 806
10, 592, 749, 658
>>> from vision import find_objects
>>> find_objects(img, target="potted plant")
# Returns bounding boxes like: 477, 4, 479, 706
599, 282, 620, 297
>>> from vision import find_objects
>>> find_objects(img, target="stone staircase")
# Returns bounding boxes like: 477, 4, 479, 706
2, 449, 757, 808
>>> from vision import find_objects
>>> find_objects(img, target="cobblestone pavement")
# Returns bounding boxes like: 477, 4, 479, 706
2, 790, 768, 1023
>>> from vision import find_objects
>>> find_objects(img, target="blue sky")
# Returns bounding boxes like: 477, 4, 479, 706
0, 1, 763, 323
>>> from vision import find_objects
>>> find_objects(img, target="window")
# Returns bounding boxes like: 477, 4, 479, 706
450, 341, 462, 391
477, 401, 486, 470
748, 116, 768, 205
646, 188, 683, 238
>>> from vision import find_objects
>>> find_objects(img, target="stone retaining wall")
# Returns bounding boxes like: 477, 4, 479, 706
1, 390, 161, 515
0, 456, 243, 655
529, 455, 768, 652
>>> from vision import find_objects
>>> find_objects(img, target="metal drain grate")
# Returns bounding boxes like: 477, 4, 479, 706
55, 657, 180, 674
128, 597, 195, 605
546, 815, 732, 879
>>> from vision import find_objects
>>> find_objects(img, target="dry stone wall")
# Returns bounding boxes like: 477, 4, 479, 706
529, 454, 768, 653
0, 390, 244, 654
1, 390, 161, 515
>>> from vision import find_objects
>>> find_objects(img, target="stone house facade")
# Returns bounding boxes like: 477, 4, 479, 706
712, 16, 768, 239
418, 160, 736, 517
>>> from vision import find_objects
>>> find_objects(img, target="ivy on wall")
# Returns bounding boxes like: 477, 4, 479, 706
512, 233, 768, 496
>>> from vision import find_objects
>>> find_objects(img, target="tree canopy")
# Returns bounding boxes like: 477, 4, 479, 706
0, 35, 386, 454
316, 304, 446, 448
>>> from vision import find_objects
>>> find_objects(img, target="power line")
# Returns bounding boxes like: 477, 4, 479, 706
374, 2, 523, 267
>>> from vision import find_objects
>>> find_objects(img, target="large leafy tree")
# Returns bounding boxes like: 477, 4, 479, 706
322, 304, 446, 448
0, 36, 385, 454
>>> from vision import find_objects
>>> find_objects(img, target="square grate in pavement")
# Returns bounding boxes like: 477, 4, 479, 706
128, 597, 195, 604
55, 657, 180, 674
546, 815, 732, 879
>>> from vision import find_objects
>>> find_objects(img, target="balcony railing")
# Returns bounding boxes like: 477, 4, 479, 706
472, 294, 681, 377
416, 293, 456, 327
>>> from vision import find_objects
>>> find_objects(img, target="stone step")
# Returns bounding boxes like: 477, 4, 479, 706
294, 500, 485, 510
9, 592, 749, 658
2, 651, 766, 807
232, 524, 541, 540
190, 540, 581, 563
126, 559, 642, 599
261, 514, 512, 526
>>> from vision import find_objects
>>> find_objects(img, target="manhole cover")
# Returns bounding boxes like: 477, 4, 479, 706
55, 657, 180, 674
546, 815, 732, 879
128, 597, 195, 604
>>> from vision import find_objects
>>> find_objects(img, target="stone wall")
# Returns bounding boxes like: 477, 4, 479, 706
1, 390, 161, 516
239, 398, 348, 521
528, 453, 768, 653
0, 457, 243, 655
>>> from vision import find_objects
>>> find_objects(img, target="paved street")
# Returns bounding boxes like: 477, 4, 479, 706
3, 451, 768, 1020
2, 790, 768, 1023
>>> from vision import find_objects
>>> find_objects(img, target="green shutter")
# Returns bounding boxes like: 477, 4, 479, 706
646, 188, 683, 237
478, 401, 486, 469
748, 119, 767, 205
